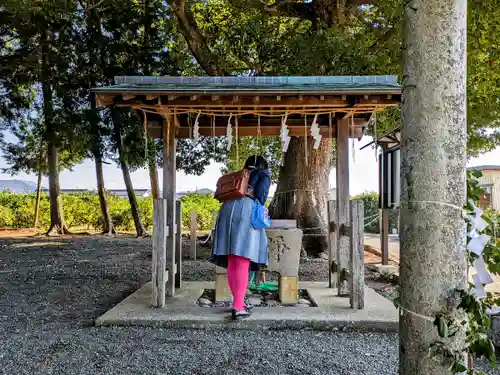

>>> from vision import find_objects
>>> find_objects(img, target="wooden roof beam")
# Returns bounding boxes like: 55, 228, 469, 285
172, 116, 368, 128
153, 95, 348, 108
147, 125, 364, 139
355, 97, 400, 107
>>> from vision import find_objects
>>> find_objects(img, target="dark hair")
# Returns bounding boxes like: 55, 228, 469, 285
244, 155, 268, 170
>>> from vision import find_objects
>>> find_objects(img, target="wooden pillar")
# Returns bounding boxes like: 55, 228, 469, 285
327, 200, 338, 288
381, 208, 389, 265
175, 200, 182, 289
349, 200, 364, 309
163, 116, 176, 297
190, 209, 197, 260
151, 199, 167, 308
336, 119, 350, 296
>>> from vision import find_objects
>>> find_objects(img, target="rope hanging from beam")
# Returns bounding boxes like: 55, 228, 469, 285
142, 110, 148, 159
128, 106, 385, 118
304, 115, 308, 167
351, 114, 356, 162
235, 116, 239, 168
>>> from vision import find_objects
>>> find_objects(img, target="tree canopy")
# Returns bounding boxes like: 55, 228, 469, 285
1, 0, 499, 197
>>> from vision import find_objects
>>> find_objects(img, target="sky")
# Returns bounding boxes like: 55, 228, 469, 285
0, 135, 499, 195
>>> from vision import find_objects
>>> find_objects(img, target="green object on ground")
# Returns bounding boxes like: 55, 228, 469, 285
248, 271, 278, 293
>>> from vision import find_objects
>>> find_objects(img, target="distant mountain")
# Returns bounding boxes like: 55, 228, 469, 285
195, 188, 214, 195
0, 180, 40, 194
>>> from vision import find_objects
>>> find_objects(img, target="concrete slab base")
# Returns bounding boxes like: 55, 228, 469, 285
95, 282, 398, 332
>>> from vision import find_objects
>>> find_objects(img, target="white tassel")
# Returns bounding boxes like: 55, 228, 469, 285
310, 113, 322, 149
226, 113, 233, 151
193, 112, 201, 140
280, 111, 291, 152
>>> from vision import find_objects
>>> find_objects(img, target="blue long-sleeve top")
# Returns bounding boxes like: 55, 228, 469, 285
248, 168, 271, 205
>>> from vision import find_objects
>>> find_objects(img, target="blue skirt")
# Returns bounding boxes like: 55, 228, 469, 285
211, 196, 268, 271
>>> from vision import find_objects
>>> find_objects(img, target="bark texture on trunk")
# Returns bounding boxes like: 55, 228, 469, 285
112, 109, 147, 237
399, 1, 467, 374
46, 142, 68, 235
41, 29, 68, 236
148, 154, 160, 199
33, 170, 42, 228
269, 136, 332, 257
87, 2, 115, 235
94, 154, 115, 235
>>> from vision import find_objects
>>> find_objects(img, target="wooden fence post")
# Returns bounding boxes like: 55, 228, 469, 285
175, 200, 182, 288
349, 200, 364, 309
336, 118, 350, 297
327, 200, 338, 289
152, 199, 167, 308
163, 116, 176, 298
190, 209, 197, 260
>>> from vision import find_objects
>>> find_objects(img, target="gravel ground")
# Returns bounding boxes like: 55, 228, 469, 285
0, 235, 496, 375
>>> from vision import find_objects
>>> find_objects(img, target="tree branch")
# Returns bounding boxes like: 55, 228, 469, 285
368, 27, 397, 52
263, 1, 315, 22
230, 0, 376, 26
168, 0, 226, 76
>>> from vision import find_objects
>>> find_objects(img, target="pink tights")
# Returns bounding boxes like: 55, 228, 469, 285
227, 255, 250, 311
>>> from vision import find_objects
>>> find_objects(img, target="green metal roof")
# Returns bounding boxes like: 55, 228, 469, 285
93, 75, 401, 95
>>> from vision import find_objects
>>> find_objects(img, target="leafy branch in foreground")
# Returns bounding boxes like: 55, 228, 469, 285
428, 170, 499, 374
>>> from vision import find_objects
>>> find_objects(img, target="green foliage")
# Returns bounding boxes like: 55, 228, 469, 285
0, 191, 218, 232
179, 193, 220, 231
350, 192, 399, 233
467, 0, 500, 156
178, 0, 500, 171
429, 170, 500, 374
0, 206, 14, 227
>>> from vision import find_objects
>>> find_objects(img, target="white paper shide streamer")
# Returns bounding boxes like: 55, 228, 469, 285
280, 112, 291, 152
193, 112, 201, 140
309, 114, 322, 149
226, 113, 233, 151
466, 204, 495, 298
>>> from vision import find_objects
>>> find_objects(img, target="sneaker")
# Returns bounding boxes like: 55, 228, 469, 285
244, 297, 254, 310
231, 309, 251, 321
224, 306, 252, 313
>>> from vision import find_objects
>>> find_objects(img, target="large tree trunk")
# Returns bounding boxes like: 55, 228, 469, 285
46, 142, 69, 235
399, 0, 467, 374
94, 153, 115, 235
269, 136, 332, 257
86, 1, 115, 235
33, 170, 42, 228
112, 109, 147, 237
41, 29, 68, 236
143, 1, 160, 200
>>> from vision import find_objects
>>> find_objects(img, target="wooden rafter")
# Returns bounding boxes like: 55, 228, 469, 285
147, 124, 366, 139
93, 75, 402, 140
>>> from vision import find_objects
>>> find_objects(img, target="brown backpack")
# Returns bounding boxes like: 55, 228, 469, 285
214, 169, 250, 202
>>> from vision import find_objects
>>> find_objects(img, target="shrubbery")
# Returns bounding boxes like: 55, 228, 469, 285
351, 192, 399, 234
5, 190, 452, 235
0, 191, 219, 232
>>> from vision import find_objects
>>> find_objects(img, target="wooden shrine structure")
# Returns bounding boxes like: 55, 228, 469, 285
361, 127, 401, 265
94, 75, 402, 308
